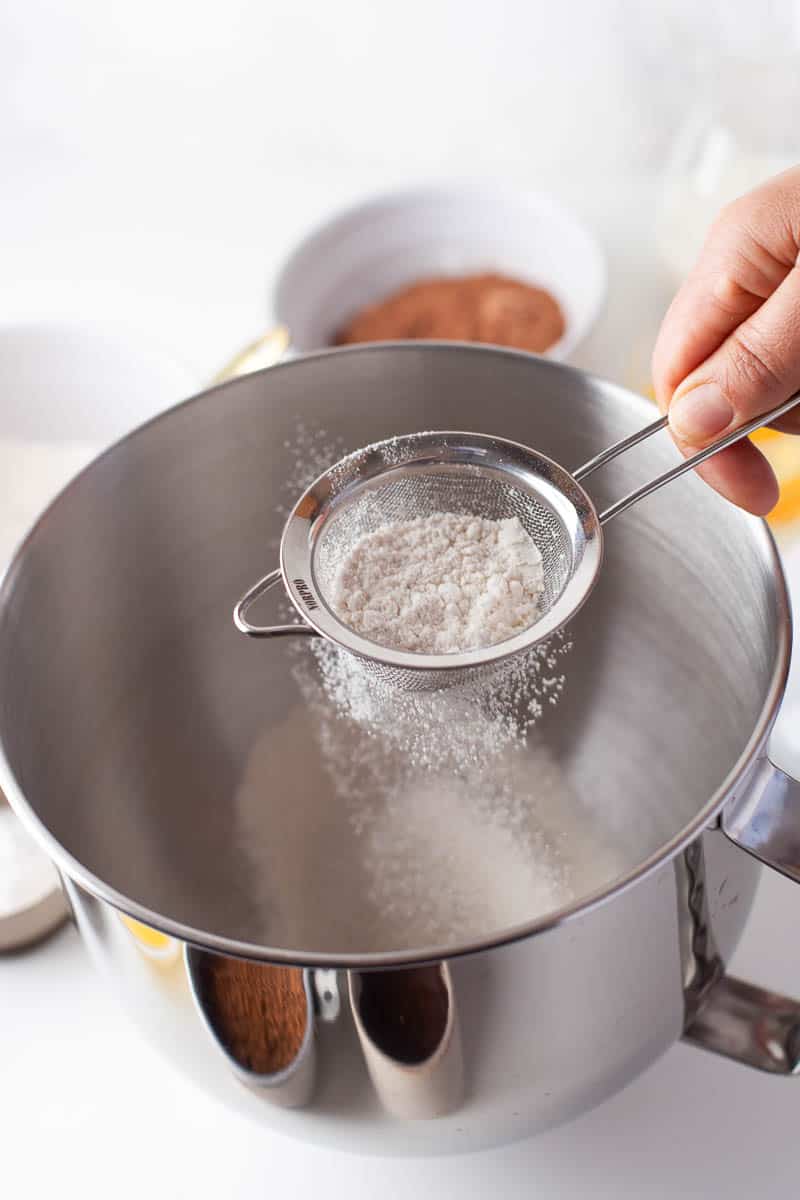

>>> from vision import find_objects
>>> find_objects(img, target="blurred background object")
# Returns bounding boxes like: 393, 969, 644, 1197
656, 0, 800, 539
0, 321, 194, 562
658, 0, 800, 280
0, 0, 715, 378
0, 790, 68, 951
271, 186, 606, 358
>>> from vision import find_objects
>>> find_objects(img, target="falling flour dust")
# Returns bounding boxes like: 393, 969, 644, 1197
235, 423, 621, 952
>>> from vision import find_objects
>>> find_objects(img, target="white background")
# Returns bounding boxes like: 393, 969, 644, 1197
3, 2, 800, 1196
0, 0, 714, 374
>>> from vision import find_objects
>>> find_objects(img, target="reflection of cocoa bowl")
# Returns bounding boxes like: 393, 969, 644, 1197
333, 272, 565, 354
186, 947, 317, 1109
272, 186, 606, 360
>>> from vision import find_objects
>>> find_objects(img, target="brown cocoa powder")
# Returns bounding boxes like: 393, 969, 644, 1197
198, 955, 308, 1075
334, 272, 565, 353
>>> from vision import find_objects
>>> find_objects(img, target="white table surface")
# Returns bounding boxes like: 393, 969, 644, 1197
3, 8, 800, 1184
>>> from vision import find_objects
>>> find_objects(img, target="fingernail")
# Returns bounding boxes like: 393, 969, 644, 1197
669, 383, 733, 442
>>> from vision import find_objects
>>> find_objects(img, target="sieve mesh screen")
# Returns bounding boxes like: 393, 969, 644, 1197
312, 468, 573, 655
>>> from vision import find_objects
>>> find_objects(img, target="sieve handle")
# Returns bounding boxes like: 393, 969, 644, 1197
574, 392, 800, 525
233, 569, 320, 639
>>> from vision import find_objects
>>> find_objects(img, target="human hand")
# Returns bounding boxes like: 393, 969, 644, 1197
652, 166, 800, 514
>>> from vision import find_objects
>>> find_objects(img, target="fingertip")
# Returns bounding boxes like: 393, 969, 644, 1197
770, 410, 800, 436
750, 477, 781, 517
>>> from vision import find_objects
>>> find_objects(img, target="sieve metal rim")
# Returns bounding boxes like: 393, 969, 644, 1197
277, 431, 604, 673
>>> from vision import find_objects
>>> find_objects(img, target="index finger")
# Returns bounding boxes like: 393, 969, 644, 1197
652, 172, 800, 409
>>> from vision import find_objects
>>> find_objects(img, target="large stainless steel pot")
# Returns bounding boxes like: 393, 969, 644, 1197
1, 343, 800, 1155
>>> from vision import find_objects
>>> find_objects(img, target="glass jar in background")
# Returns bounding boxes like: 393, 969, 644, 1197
656, 2, 800, 542
658, 58, 799, 280
658, 0, 800, 278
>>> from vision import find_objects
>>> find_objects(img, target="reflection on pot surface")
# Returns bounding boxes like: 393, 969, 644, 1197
60, 821, 776, 1156
186, 948, 316, 1109
679, 840, 800, 1075
349, 964, 463, 1119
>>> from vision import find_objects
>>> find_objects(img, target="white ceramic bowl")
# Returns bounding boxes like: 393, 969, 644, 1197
0, 320, 196, 445
272, 186, 607, 359
0, 320, 197, 566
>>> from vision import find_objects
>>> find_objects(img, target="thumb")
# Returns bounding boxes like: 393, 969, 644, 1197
668, 264, 800, 446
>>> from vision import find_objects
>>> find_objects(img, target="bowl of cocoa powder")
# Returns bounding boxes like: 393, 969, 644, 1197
272, 186, 606, 360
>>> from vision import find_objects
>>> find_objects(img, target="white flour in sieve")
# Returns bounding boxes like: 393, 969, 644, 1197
0, 804, 61, 916
332, 512, 545, 654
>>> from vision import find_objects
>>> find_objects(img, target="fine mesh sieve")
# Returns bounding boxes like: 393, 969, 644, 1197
235, 399, 800, 691
313, 469, 574, 618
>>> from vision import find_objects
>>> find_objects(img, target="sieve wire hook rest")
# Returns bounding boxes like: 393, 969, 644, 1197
573, 392, 800, 526
233, 568, 320, 638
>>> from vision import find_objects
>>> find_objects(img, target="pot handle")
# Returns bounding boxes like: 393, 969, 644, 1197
721, 753, 800, 884
680, 747, 800, 1074
233, 568, 320, 639
683, 975, 800, 1074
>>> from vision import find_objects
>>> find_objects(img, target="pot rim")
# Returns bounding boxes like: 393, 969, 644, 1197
0, 342, 791, 968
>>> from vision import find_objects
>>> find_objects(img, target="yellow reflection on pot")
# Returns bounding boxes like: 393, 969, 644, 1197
120, 914, 180, 965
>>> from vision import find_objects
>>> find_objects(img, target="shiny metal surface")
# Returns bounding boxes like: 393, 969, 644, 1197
684, 975, 800, 1075
1, 344, 800, 1152
723, 756, 800, 883
667, 832, 800, 1075
0, 344, 789, 962
573, 412, 669, 481
234, 568, 320, 639
348, 962, 464, 1119
60, 827, 770, 1154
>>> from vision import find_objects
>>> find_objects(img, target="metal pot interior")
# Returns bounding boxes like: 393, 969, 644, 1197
0, 344, 787, 962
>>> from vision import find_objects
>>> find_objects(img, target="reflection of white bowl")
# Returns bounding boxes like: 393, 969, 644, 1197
273, 186, 607, 359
